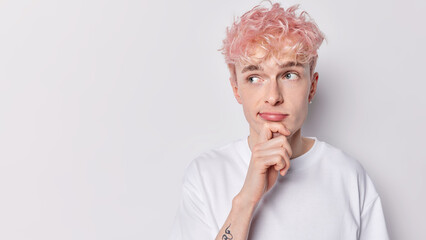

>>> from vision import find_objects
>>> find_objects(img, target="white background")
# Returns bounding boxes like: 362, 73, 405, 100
0, 0, 425, 239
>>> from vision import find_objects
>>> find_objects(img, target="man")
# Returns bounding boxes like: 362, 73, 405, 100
169, 2, 390, 239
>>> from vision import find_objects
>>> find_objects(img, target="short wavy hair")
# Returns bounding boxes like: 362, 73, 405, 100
218, 1, 325, 74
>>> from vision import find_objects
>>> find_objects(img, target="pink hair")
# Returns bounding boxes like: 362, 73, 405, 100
219, 1, 325, 69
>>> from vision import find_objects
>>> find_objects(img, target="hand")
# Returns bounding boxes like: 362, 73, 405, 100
236, 122, 293, 206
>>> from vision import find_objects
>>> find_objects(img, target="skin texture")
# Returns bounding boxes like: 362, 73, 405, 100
215, 46, 319, 240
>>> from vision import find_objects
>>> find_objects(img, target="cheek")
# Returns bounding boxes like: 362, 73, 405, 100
294, 96, 310, 123
240, 94, 257, 115
239, 89, 261, 120
288, 81, 310, 102
287, 102, 308, 131
287, 89, 309, 120
239, 86, 256, 105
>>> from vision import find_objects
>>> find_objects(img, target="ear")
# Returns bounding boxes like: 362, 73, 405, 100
309, 72, 319, 102
227, 64, 243, 104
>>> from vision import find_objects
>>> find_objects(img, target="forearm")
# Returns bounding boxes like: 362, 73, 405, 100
215, 195, 257, 240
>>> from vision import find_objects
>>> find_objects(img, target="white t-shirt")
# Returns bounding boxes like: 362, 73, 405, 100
169, 136, 390, 240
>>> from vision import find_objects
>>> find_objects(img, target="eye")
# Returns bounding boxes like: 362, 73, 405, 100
247, 75, 261, 83
283, 72, 299, 80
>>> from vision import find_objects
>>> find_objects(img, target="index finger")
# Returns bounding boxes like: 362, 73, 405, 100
259, 122, 291, 142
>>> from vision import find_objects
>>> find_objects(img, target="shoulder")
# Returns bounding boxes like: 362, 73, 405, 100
183, 137, 246, 181
319, 140, 366, 175
319, 139, 380, 204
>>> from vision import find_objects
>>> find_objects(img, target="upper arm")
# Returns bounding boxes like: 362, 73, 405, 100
358, 173, 390, 240
168, 160, 216, 240
359, 195, 390, 240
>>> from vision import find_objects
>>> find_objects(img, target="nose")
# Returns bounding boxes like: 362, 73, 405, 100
264, 80, 283, 105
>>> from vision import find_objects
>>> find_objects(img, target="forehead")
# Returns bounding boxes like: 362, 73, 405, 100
235, 47, 306, 73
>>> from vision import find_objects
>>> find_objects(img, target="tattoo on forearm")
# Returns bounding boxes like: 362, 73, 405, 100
222, 223, 233, 240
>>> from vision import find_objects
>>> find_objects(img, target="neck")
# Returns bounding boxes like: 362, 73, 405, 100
247, 127, 308, 160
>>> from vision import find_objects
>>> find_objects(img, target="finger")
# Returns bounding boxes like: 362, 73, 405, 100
259, 123, 273, 143
267, 122, 291, 138
259, 122, 290, 144
274, 162, 284, 172
256, 147, 287, 161
271, 135, 293, 158
280, 167, 289, 176
256, 135, 293, 157
263, 154, 285, 171
278, 135, 293, 158
273, 148, 287, 172
273, 157, 285, 172
280, 150, 291, 176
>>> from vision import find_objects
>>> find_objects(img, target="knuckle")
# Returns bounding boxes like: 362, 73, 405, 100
280, 158, 286, 167
267, 156, 278, 166
275, 156, 283, 165
280, 148, 287, 157
280, 155, 286, 163
288, 148, 293, 157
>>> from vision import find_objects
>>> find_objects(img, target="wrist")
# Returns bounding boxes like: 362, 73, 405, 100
232, 193, 258, 212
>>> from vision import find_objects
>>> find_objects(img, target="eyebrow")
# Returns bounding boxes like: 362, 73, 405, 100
241, 61, 304, 73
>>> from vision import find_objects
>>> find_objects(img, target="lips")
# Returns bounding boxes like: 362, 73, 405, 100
259, 112, 288, 121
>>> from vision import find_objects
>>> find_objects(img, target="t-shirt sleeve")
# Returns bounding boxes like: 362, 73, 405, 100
168, 160, 216, 240
358, 174, 390, 240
